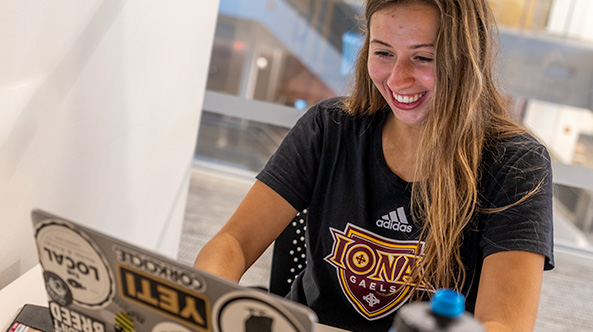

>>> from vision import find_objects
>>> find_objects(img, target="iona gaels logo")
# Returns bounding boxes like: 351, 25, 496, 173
324, 224, 427, 320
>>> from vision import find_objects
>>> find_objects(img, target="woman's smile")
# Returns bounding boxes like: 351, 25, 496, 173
390, 90, 428, 110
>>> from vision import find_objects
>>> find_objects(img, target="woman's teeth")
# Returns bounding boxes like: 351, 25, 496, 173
392, 92, 426, 103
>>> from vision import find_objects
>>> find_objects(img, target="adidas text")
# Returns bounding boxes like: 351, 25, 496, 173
376, 207, 412, 233
376, 219, 412, 233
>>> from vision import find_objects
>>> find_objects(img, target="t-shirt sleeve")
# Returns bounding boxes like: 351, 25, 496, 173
479, 138, 554, 270
256, 102, 326, 211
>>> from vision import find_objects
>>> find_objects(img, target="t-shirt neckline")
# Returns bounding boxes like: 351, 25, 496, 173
373, 109, 414, 190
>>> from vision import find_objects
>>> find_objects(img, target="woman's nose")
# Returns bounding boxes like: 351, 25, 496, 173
387, 59, 414, 89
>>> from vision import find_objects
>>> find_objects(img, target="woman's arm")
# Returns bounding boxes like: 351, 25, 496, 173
193, 180, 298, 282
474, 250, 545, 332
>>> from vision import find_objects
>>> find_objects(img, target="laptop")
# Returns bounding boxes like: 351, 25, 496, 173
31, 209, 318, 332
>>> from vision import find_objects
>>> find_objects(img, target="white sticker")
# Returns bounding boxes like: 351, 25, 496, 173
152, 322, 193, 332
35, 219, 115, 309
213, 291, 305, 332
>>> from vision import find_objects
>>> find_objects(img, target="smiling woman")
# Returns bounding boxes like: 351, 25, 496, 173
194, 1, 554, 332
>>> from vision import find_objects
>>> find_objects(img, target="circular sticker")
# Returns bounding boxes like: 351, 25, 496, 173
213, 291, 306, 332
43, 271, 73, 306
35, 219, 115, 308
152, 322, 193, 332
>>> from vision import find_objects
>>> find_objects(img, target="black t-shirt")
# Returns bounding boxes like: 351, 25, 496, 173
256, 97, 554, 332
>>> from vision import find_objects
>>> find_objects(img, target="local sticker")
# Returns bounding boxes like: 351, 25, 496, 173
35, 219, 115, 309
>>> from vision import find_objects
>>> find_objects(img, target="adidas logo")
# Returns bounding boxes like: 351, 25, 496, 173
376, 207, 412, 233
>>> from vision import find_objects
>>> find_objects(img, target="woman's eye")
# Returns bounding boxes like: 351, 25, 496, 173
415, 56, 434, 63
374, 51, 392, 57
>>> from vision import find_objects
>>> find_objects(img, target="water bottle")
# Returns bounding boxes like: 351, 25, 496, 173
390, 289, 485, 332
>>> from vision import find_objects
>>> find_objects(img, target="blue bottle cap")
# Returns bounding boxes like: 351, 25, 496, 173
430, 289, 466, 318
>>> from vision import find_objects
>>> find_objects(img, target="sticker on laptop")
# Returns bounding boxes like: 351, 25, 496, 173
35, 219, 115, 309
49, 301, 106, 332
116, 264, 211, 331
112, 244, 206, 293
152, 322, 193, 332
213, 291, 307, 332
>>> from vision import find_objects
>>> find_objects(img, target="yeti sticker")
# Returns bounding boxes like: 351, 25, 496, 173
324, 224, 428, 320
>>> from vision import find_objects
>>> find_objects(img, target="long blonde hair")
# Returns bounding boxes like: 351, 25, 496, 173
345, 0, 529, 294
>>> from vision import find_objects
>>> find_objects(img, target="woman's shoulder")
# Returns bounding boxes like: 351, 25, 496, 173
312, 96, 388, 118
304, 96, 383, 126
482, 131, 551, 171
314, 96, 348, 110
306, 97, 351, 120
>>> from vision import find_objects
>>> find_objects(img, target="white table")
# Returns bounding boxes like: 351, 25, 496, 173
0, 265, 48, 329
0, 265, 347, 332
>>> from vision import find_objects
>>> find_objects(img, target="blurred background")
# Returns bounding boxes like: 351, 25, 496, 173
194, 0, 593, 253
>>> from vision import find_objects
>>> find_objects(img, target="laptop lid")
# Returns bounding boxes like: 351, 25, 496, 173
31, 209, 318, 332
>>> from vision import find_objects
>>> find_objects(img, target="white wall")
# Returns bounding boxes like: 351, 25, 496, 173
0, 0, 220, 289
